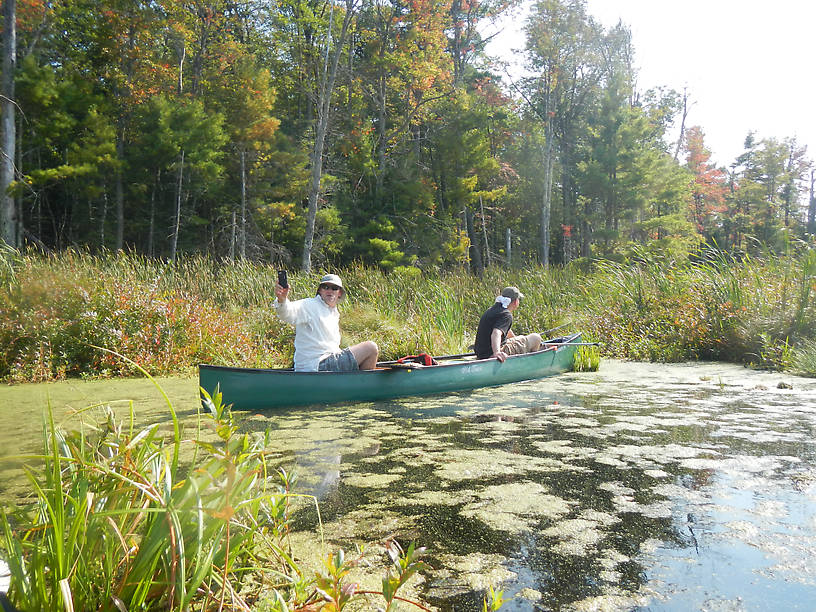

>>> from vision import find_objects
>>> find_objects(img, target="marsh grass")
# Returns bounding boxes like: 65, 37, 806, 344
790, 338, 816, 376
0, 241, 20, 290
0, 376, 288, 611
2, 245, 816, 381
573, 343, 601, 372
691, 246, 816, 366
0, 250, 289, 382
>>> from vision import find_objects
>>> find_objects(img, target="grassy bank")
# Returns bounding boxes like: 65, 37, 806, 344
1, 245, 815, 383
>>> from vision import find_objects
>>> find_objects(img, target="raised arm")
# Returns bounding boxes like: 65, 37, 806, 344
273, 283, 302, 325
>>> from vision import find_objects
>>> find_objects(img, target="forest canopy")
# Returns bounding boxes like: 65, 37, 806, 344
1, 0, 813, 272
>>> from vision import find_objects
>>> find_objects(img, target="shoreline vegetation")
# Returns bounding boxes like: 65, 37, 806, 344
1, 380, 444, 611
1, 247, 815, 384
1, 246, 815, 610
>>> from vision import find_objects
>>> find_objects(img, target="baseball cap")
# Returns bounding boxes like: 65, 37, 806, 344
501, 286, 524, 301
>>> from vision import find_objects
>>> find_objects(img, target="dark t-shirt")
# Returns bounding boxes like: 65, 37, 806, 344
474, 303, 513, 359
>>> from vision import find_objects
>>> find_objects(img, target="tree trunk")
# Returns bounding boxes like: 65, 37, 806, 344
13, 108, 21, 245
540, 135, 554, 268
673, 88, 688, 161
176, 39, 185, 95
560, 141, 575, 263
114, 24, 136, 252
449, 0, 469, 84
580, 218, 591, 258
171, 150, 184, 263
375, 72, 386, 195
115, 132, 124, 250
240, 149, 246, 259
808, 170, 815, 235
302, 0, 357, 272
1, 0, 17, 247
480, 195, 491, 268
347, 33, 354, 125
147, 169, 159, 257
101, 193, 107, 248
230, 209, 236, 261
302, 106, 329, 272
465, 208, 483, 276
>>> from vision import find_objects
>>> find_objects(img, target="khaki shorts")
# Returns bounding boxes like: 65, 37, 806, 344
501, 335, 536, 356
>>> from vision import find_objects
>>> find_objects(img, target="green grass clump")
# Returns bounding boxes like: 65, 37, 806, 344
790, 338, 816, 376
573, 343, 601, 372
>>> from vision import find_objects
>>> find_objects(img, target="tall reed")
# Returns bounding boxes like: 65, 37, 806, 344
0, 375, 290, 611
2, 245, 816, 380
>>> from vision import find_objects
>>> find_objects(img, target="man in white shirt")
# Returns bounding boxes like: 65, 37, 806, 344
273, 273, 379, 371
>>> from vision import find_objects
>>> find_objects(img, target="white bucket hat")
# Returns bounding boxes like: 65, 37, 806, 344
317, 273, 345, 296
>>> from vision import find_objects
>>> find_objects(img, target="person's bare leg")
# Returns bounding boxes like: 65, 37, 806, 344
350, 341, 379, 370
526, 333, 542, 352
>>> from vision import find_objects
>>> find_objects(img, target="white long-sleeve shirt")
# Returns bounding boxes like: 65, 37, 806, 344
273, 295, 341, 371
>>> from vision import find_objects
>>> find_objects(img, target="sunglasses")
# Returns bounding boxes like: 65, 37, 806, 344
320, 284, 342, 291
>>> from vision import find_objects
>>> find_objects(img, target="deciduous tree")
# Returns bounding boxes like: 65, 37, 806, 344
683, 125, 727, 242
301, 0, 358, 272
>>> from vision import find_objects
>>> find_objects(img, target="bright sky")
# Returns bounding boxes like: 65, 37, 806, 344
486, 0, 816, 169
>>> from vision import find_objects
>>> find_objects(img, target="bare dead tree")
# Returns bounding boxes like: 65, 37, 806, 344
302, 0, 358, 272
1, 0, 17, 247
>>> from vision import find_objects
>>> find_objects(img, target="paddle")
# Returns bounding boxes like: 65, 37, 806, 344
376, 352, 469, 367
541, 321, 572, 336
380, 361, 428, 369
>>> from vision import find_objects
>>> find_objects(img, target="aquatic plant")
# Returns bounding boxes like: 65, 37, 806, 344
483, 585, 506, 611
277, 540, 431, 612
0, 368, 302, 611
573, 342, 601, 372
0, 371, 475, 611
789, 338, 816, 377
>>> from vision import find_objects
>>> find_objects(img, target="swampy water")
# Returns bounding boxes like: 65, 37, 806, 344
2, 361, 816, 610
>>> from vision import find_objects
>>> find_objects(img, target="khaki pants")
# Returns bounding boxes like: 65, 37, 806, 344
501, 334, 537, 355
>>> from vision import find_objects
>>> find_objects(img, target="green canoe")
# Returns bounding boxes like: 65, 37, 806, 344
199, 333, 582, 410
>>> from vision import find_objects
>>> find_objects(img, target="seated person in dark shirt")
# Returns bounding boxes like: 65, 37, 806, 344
474, 286, 542, 362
